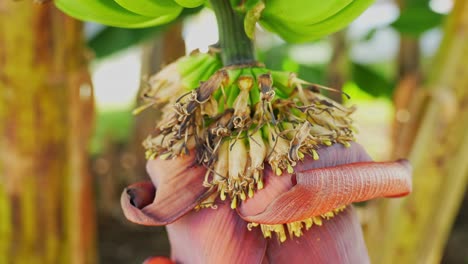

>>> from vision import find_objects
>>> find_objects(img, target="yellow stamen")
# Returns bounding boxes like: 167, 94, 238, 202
159, 152, 172, 160
247, 222, 259, 231
220, 189, 227, 201
257, 178, 264, 190
312, 149, 319, 160
275, 167, 282, 176
287, 221, 303, 237
248, 187, 254, 198
240, 191, 247, 201
321, 211, 335, 219
252, 206, 346, 242
303, 218, 313, 230
298, 151, 305, 159
260, 225, 272, 239
312, 216, 323, 226
230, 196, 238, 209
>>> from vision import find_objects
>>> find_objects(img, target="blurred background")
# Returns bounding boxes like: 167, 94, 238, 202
1, 0, 467, 263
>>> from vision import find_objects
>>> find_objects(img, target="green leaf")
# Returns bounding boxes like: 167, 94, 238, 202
351, 63, 394, 98
258, 44, 290, 70
405, 0, 431, 9
258, 44, 325, 83
391, 7, 445, 36
90, 109, 133, 154
88, 26, 166, 59
297, 64, 325, 84
87, 7, 202, 59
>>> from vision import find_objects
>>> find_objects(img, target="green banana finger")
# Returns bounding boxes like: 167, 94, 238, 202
177, 53, 222, 89
248, 68, 261, 105
181, 57, 222, 90
177, 52, 220, 77
114, 0, 183, 18
260, 0, 374, 42
177, 54, 212, 77
199, 61, 223, 83
174, 0, 205, 8
251, 67, 269, 78
262, 0, 353, 26
55, 0, 180, 28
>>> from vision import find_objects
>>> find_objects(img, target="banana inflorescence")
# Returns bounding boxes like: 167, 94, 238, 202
141, 51, 356, 209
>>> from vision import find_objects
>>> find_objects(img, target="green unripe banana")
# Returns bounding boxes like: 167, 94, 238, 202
259, 0, 374, 42
114, 0, 182, 18
55, 0, 180, 28
173, 0, 205, 8
179, 53, 222, 89
262, 0, 353, 25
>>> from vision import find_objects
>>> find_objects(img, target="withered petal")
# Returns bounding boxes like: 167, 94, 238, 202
125, 181, 155, 208
239, 143, 371, 218
266, 206, 370, 264
240, 144, 412, 224
121, 153, 211, 225
166, 201, 267, 264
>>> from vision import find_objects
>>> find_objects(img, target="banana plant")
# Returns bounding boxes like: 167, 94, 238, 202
54, 0, 412, 263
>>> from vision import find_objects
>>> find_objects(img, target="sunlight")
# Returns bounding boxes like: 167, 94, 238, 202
91, 47, 141, 110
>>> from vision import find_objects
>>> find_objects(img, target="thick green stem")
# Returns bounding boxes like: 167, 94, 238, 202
210, 0, 256, 66
364, 1, 468, 263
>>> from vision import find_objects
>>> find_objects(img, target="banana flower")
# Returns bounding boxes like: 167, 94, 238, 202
121, 143, 411, 263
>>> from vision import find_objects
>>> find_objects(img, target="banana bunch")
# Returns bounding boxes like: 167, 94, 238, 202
248, 0, 374, 42
55, 0, 206, 28
142, 59, 356, 209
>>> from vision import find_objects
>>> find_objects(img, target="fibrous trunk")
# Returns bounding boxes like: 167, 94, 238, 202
0, 2, 95, 264
365, 1, 468, 263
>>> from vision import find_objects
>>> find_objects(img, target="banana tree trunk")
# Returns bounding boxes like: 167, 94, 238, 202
364, 1, 468, 263
0, 2, 95, 264
326, 31, 347, 103
392, 0, 422, 159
